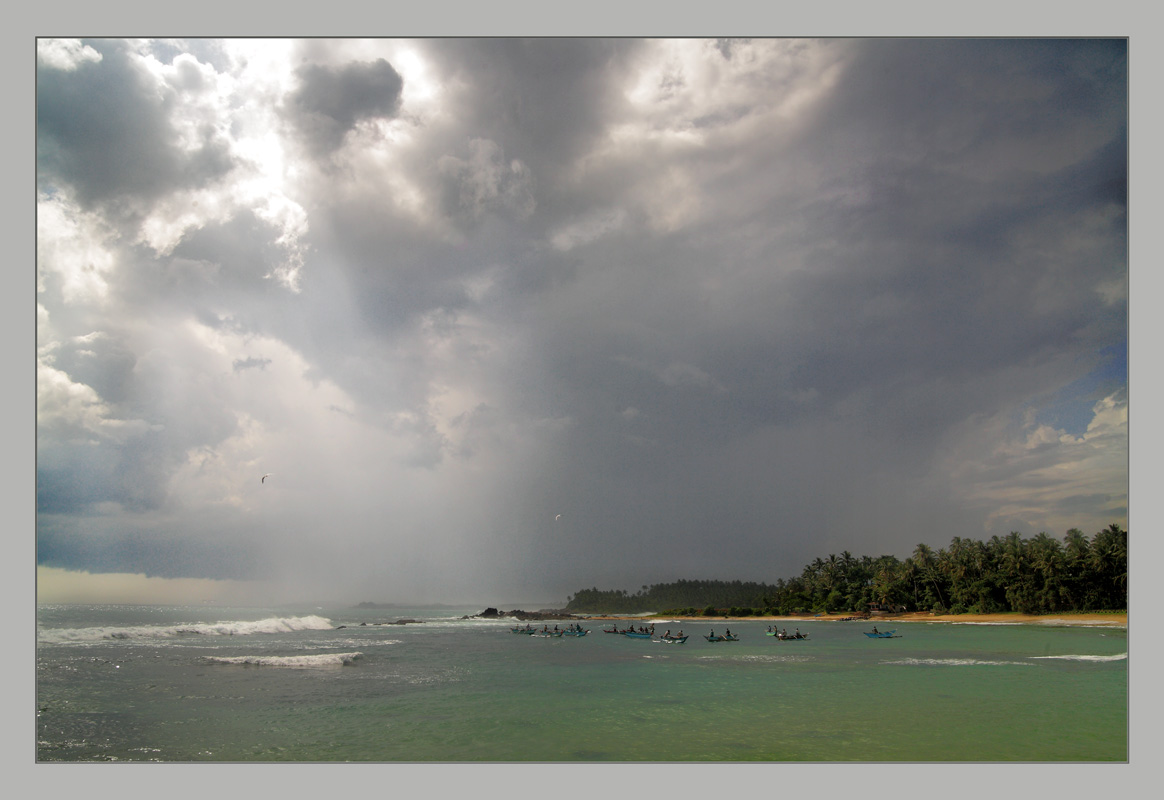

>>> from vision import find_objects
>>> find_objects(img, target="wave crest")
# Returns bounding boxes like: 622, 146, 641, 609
1030, 653, 1127, 662
885, 658, 1033, 667
38, 615, 335, 644
206, 652, 363, 667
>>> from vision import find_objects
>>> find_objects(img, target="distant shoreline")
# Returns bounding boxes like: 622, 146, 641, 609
580, 611, 1127, 627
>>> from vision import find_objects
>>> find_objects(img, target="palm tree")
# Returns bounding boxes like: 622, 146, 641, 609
1090, 524, 1128, 608
1028, 532, 1064, 612
1061, 528, 1093, 609
943, 536, 978, 609
912, 542, 947, 609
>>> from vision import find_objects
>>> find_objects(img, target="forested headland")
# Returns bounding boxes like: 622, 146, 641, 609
563, 524, 1127, 616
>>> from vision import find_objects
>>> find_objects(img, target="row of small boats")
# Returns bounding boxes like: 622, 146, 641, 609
514, 624, 901, 641
608, 625, 741, 643
603, 625, 692, 643
510, 625, 590, 637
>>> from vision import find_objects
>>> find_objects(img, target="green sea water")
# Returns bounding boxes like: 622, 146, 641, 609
36, 605, 1127, 762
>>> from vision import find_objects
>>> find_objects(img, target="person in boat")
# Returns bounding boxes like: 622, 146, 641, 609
725, 628, 732, 638
872, 626, 878, 634
664, 629, 671, 639
795, 628, 800, 637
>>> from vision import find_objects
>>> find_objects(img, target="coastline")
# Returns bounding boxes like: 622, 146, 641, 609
582, 611, 1127, 627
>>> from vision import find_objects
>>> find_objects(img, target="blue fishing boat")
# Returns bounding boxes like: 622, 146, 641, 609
623, 631, 653, 639
864, 629, 899, 638
659, 635, 688, 644
704, 635, 739, 642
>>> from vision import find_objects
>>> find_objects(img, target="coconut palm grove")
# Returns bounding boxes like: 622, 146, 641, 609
564, 525, 1128, 616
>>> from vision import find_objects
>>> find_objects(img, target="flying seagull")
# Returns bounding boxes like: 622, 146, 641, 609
555, 514, 561, 521
261, 473, 272, 484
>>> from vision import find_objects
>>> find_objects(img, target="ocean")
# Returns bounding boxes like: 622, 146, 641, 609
35, 604, 1127, 762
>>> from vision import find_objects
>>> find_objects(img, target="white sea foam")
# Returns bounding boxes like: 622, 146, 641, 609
205, 652, 363, 667
1030, 653, 1127, 662
885, 658, 1034, 667
695, 654, 812, 663
38, 615, 335, 644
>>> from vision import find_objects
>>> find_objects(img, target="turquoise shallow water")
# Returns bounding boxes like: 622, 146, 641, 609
36, 605, 1127, 762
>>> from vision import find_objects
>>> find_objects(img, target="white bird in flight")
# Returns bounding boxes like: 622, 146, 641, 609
555, 514, 561, 521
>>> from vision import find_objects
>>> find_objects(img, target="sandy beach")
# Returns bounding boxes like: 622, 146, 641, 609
584, 611, 1127, 627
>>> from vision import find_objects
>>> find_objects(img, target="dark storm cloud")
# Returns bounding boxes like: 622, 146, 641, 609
428, 39, 640, 181
288, 58, 404, 154
36, 39, 1127, 602
37, 39, 235, 211
480, 39, 1124, 588
37, 513, 261, 581
37, 451, 119, 515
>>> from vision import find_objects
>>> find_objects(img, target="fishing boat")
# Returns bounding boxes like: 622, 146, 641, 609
563, 628, 590, 637
766, 629, 807, 640
864, 629, 900, 638
510, 626, 537, 634
532, 630, 565, 638
659, 635, 688, 644
704, 634, 739, 642
623, 631, 653, 639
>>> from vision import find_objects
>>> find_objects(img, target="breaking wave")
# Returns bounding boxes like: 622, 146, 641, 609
885, 658, 1033, 667
38, 615, 334, 644
694, 654, 812, 664
205, 652, 363, 667
1030, 653, 1127, 662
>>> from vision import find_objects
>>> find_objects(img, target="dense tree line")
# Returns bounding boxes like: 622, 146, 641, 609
565, 579, 781, 615
563, 524, 1127, 615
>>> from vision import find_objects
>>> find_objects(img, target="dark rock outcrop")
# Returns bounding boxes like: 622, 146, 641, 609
464, 608, 581, 622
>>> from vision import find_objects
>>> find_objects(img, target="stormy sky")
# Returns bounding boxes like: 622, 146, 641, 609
35, 38, 1128, 605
